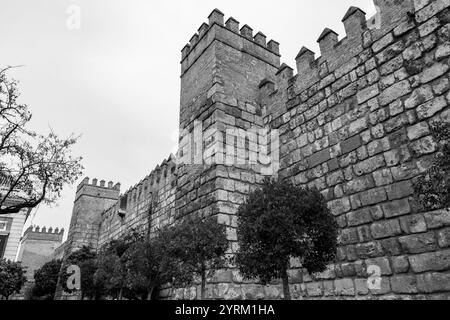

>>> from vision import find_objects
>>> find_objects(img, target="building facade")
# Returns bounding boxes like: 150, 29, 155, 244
0, 210, 28, 262
59, 0, 450, 299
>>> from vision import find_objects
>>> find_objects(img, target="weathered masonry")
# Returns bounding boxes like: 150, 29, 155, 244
59, 0, 450, 300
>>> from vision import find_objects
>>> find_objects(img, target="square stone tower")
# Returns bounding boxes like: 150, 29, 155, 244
64, 177, 121, 254
177, 8, 282, 216
17, 226, 64, 282
175, 9, 282, 292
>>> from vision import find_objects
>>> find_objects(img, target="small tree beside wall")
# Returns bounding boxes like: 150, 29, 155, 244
169, 215, 229, 300
235, 178, 338, 300
413, 121, 450, 212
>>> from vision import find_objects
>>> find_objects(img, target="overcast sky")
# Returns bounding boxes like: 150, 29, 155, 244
0, 0, 374, 240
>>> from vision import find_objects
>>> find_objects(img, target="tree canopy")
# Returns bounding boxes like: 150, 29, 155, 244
0, 66, 83, 216
0, 258, 27, 300
169, 215, 229, 299
31, 259, 62, 300
413, 121, 450, 211
235, 178, 338, 300
94, 230, 145, 300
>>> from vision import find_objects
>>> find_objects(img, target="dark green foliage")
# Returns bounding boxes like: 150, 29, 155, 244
121, 228, 188, 300
94, 230, 145, 299
0, 258, 27, 299
413, 122, 450, 211
168, 215, 229, 299
32, 259, 62, 300
94, 254, 124, 299
235, 178, 338, 300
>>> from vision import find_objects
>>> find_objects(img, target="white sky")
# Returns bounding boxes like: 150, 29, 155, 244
0, 0, 374, 240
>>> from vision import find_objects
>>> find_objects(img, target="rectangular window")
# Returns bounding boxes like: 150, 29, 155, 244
0, 221, 7, 232
0, 235, 8, 258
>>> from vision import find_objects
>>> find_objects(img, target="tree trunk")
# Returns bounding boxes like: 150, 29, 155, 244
281, 268, 291, 300
147, 287, 154, 300
201, 271, 206, 300
118, 288, 123, 300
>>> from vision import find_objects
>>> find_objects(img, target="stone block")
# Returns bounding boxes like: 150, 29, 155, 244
391, 275, 418, 293
391, 255, 410, 273
339, 228, 359, 245
365, 257, 392, 276
385, 180, 414, 200
407, 122, 430, 140
409, 249, 450, 273
419, 62, 449, 84
306, 282, 323, 297
344, 175, 375, 195
410, 136, 437, 156
355, 241, 384, 259
378, 80, 411, 106
360, 187, 388, 206
334, 279, 355, 296
399, 232, 437, 254
370, 219, 402, 239
357, 84, 379, 104
381, 238, 402, 256
382, 199, 411, 218
424, 209, 450, 229
417, 272, 450, 293
354, 156, 385, 176
355, 279, 369, 295
347, 209, 373, 227
416, 96, 447, 119
341, 263, 356, 277
400, 214, 427, 234
329, 197, 352, 216
372, 168, 394, 187
369, 277, 391, 295
341, 135, 363, 155
438, 228, 450, 248
307, 149, 331, 168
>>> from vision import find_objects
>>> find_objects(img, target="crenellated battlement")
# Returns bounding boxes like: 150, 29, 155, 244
77, 177, 121, 191
117, 154, 178, 211
24, 225, 65, 235
22, 225, 65, 243
180, 8, 281, 75
75, 177, 121, 202
258, 0, 417, 108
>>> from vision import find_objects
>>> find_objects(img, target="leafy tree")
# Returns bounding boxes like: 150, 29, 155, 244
121, 241, 157, 300
413, 121, 450, 211
121, 228, 189, 300
94, 254, 124, 299
94, 230, 145, 299
169, 215, 229, 300
235, 178, 338, 300
0, 66, 83, 216
61, 246, 99, 299
32, 259, 62, 300
0, 258, 27, 300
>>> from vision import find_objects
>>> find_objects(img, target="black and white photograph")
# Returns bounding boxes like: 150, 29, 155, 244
0, 0, 449, 314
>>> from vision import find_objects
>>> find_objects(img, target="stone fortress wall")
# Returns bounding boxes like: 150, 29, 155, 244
18, 226, 65, 282
262, 0, 450, 299
60, 0, 450, 300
